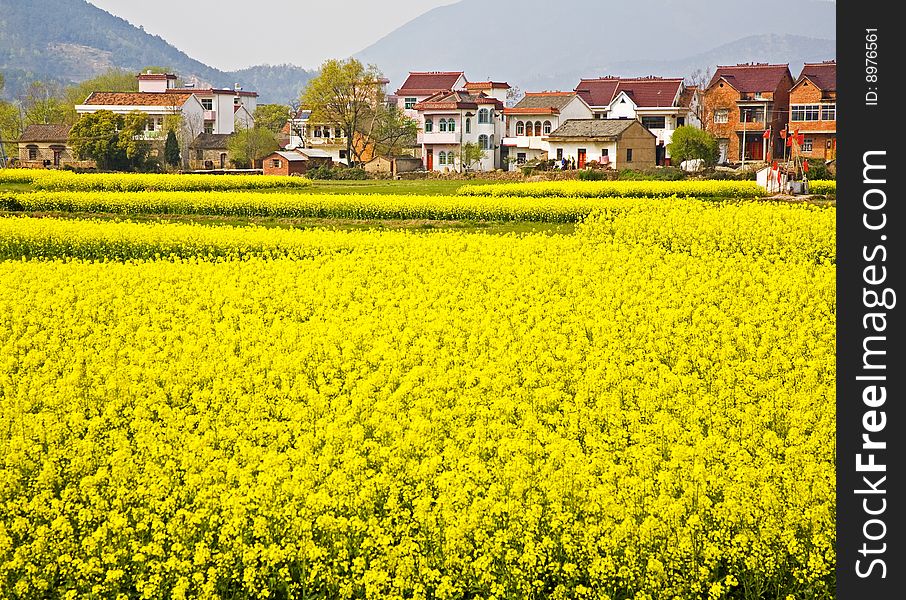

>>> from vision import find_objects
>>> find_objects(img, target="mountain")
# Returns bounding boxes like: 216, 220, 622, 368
0, 0, 315, 103
356, 0, 836, 91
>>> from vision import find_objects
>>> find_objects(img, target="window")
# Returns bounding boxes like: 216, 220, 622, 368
802, 138, 813, 152
556, 148, 563, 160
543, 121, 552, 135
439, 119, 447, 132
465, 118, 471, 134
626, 148, 633, 162
739, 107, 764, 123
478, 108, 489, 123
489, 135, 493, 149
27, 145, 38, 160
821, 103, 836, 121
201, 98, 213, 110
534, 121, 542, 136
234, 97, 240, 106
641, 116, 666, 130
425, 119, 433, 133
438, 151, 446, 165
525, 121, 533, 137
516, 152, 526, 164
196, 149, 204, 160
478, 134, 489, 150
335, 128, 342, 138
203, 123, 214, 134
314, 127, 322, 137
713, 109, 729, 123
791, 104, 820, 121
146, 118, 156, 132
676, 116, 685, 127
601, 149, 609, 157
272, 159, 282, 168
447, 119, 455, 132
404, 98, 417, 109
339, 150, 348, 159
516, 121, 524, 135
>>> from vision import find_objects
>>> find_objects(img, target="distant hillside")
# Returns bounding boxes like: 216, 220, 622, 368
0, 0, 315, 103
356, 0, 836, 91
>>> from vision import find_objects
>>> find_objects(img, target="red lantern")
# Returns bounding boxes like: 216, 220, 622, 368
803, 160, 809, 172
762, 130, 770, 139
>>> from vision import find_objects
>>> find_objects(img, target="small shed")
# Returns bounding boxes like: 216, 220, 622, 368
262, 149, 332, 176
546, 118, 657, 170
18, 124, 82, 169
190, 133, 232, 170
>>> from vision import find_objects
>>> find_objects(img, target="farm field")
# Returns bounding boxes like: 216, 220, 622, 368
0, 173, 835, 599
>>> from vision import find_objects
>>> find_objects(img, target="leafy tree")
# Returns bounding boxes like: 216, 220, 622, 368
0, 101, 22, 161
253, 104, 290, 134
301, 58, 385, 166
164, 129, 181, 168
458, 142, 485, 172
69, 110, 152, 171
667, 126, 719, 167
60, 68, 139, 124
20, 81, 67, 125
227, 126, 278, 169
367, 105, 418, 159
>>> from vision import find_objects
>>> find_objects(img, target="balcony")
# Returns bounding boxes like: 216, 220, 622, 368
203, 110, 217, 121
418, 131, 461, 144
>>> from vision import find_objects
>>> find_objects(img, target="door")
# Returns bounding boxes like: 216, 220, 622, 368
426, 150, 433, 171
220, 153, 227, 169
577, 148, 586, 169
743, 137, 763, 161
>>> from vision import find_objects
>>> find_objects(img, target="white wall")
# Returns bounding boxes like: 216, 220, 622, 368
547, 141, 618, 168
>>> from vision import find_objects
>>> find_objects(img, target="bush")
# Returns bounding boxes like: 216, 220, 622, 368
804, 161, 834, 180
307, 166, 369, 180
618, 167, 685, 181
667, 126, 720, 167
577, 169, 607, 181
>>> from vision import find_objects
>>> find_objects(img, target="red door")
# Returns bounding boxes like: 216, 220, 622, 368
577, 149, 586, 169
426, 151, 433, 171
743, 138, 763, 161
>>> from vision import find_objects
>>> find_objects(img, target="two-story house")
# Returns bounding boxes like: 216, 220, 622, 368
285, 109, 351, 165
788, 60, 836, 162
702, 63, 794, 164
413, 90, 506, 172
74, 72, 257, 139
501, 92, 594, 170
395, 72, 468, 119
573, 77, 701, 164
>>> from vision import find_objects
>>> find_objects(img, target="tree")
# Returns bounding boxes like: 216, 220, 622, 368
60, 68, 139, 124
20, 81, 67, 126
0, 101, 22, 162
164, 129, 181, 169
301, 58, 386, 166
506, 85, 524, 108
227, 126, 278, 169
368, 104, 418, 159
254, 104, 291, 134
458, 142, 485, 172
69, 110, 152, 171
667, 125, 719, 167
685, 67, 712, 124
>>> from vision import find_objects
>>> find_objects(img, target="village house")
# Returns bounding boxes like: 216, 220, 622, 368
702, 63, 794, 164
573, 76, 701, 165
17, 124, 86, 169
413, 89, 507, 172
788, 60, 836, 162
285, 109, 350, 165
74, 72, 257, 140
188, 133, 232, 170
395, 72, 468, 119
261, 149, 333, 176
501, 92, 594, 170
545, 118, 657, 170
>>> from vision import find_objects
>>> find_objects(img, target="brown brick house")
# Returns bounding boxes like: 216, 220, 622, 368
703, 63, 794, 164
17, 124, 87, 169
262, 149, 332, 176
788, 61, 836, 162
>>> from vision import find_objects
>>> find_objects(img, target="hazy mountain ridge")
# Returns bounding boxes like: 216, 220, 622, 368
0, 0, 316, 103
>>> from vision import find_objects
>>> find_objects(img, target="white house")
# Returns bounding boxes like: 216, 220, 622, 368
414, 89, 507, 172
284, 109, 350, 165
573, 76, 701, 164
395, 72, 468, 119
74, 72, 257, 139
501, 92, 594, 170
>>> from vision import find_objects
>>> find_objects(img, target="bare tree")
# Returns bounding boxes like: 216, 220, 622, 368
506, 85, 525, 108
686, 67, 713, 125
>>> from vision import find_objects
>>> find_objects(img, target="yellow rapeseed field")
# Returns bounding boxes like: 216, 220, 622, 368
458, 180, 764, 199
0, 198, 835, 599
0, 170, 310, 192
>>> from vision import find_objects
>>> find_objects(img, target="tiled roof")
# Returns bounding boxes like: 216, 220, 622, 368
190, 133, 232, 150
678, 86, 698, 108
414, 90, 503, 110
19, 124, 71, 143
465, 81, 509, 90
613, 78, 683, 108
137, 73, 177, 80
793, 60, 836, 91
707, 63, 792, 93
84, 92, 193, 107
574, 77, 621, 107
547, 118, 643, 139
396, 71, 465, 95
509, 92, 577, 112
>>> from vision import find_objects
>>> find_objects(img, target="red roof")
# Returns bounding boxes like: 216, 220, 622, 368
137, 73, 177, 80
707, 63, 792, 93
612, 78, 683, 108
793, 60, 836, 91
83, 92, 193, 107
396, 71, 465, 95
414, 90, 502, 111
573, 77, 621, 107
465, 81, 509, 90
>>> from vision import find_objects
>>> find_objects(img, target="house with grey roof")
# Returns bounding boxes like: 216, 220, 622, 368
545, 118, 657, 170
17, 124, 92, 169
501, 92, 593, 170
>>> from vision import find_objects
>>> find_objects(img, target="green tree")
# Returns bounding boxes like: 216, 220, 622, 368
367, 104, 418, 159
0, 101, 22, 161
666, 125, 719, 167
20, 81, 67, 125
301, 58, 385, 166
458, 142, 485, 172
253, 104, 290, 134
69, 110, 152, 171
227, 127, 278, 169
164, 129, 181, 168
61, 68, 139, 124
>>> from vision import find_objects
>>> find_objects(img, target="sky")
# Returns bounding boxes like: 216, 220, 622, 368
87, 0, 457, 71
